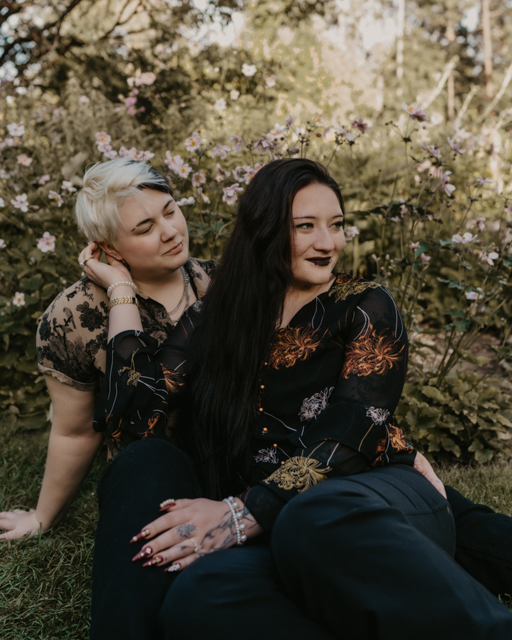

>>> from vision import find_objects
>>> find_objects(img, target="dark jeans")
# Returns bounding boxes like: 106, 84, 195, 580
90, 440, 512, 639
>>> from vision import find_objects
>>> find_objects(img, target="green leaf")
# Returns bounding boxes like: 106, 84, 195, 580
421, 386, 449, 404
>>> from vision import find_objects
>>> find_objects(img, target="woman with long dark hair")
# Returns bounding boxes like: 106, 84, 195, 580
88, 159, 512, 639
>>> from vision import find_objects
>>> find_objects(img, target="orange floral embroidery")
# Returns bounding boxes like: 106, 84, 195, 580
143, 413, 161, 439
161, 364, 183, 394
329, 276, 379, 303
341, 324, 404, 379
105, 413, 122, 441
372, 425, 414, 466
268, 324, 322, 369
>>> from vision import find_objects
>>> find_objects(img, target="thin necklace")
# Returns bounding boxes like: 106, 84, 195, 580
167, 266, 190, 320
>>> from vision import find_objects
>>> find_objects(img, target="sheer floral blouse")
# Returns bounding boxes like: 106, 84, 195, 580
94, 273, 416, 530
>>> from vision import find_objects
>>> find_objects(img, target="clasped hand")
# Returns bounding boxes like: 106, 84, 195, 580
130, 497, 257, 573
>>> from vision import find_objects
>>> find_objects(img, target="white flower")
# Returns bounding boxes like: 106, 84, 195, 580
175, 197, 195, 206
447, 137, 466, 155
230, 136, 244, 153
476, 177, 491, 185
465, 290, 483, 301
177, 163, 193, 179
198, 188, 210, 204
410, 242, 420, 251
422, 143, 441, 160
401, 102, 428, 121
215, 164, 231, 182
420, 253, 431, 263
242, 63, 257, 77
48, 190, 63, 207
366, 407, 390, 425
253, 138, 273, 154
137, 72, 156, 86
452, 232, 476, 244
417, 160, 431, 173
0, 239, 6, 249
38, 174, 50, 185
184, 132, 201, 152
103, 147, 118, 159
467, 217, 486, 231
298, 387, 334, 422
79, 95, 90, 104
267, 123, 287, 141
229, 89, 240, 101
336, 127, 356, 143
222, 183, 243, 205
37, 231, 56, 253
481, 251, 499, 266
0, 169, 10, 179
254, 448, 279, 464
344, 226, 359, 241
214, 98, 227, 113
11, 194, 29, 212
265, 75, 276, 88
13, 292, 25, 307
62, 181, 77, 193
0, 198, 4, 207
119, 146, 141, 159
165, 152, 185, 172
441, 171, 456, 197
17, 154, 33, 166
212, 144, 231, 159
142, 150, 154, 161
7, 122, 25, 136
95, 132, 111, 145
192, 172, 206, 188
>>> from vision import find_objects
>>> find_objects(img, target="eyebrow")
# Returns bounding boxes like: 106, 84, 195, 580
130, 198, 174, 231
293, 213, 344, 220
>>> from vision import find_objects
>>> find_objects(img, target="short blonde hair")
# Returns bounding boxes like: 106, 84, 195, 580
76, 158, 172, 244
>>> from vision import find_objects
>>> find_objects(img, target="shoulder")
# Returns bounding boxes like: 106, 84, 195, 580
328, 273, 383, 304
186, 257, 216, 298
328, 274, 402, 325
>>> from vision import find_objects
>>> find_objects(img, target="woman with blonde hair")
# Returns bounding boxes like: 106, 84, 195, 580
0, 157, 213, 540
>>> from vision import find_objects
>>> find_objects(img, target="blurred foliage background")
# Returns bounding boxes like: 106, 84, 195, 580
1, 0, 512, 465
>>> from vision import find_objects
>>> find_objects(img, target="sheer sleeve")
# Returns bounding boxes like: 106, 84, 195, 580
93, 307, 199, 440
244, 285, 414, 530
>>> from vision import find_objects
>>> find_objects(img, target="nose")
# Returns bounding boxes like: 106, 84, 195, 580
161, 218, 178, 242
313, 226, 336, 252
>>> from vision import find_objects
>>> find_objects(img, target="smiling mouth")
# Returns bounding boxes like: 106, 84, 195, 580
164, 242, 183, 256
307, 257, 331, 266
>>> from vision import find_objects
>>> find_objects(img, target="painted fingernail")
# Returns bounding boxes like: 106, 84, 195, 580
132, 546, 153, 562
130, 528, 150, 543
159, 498, 176, 511
165, 563, 181, 573
143, 555, 163, 567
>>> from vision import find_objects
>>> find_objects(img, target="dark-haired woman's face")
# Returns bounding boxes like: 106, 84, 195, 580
290, 184, 344, 291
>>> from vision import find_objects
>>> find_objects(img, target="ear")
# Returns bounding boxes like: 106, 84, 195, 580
98, 242, 122, 261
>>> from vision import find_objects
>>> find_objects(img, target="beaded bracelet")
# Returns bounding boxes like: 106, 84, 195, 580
107, 296, 139, 311
107, 281, 139, 299
223, 496, 247, 546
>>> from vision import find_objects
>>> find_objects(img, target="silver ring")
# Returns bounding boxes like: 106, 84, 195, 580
79, 261, 84, 266
190, 538, 202, 553
81, 271, 85, 277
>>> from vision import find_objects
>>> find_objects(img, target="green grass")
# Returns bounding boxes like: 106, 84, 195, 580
1, 428, 512, 639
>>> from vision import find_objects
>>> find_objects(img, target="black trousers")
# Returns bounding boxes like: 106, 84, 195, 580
90, 440, 512, 640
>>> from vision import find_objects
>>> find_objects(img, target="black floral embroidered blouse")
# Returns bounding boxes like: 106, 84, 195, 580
94, 273, 416, 530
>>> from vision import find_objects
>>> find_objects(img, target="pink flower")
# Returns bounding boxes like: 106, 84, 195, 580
37, 231, 56, 253
265, 75, 276, 88
212, 145, 231, 159
165, 153, 184, 172
192, 172, 206, 187
138, 72, 156, 86
177, 163, 193, 179
285, 115, 293, 128
452, 232, 476, 244
410, 242, 420, 251
465, 290, 483, 301
476, 177, 491, 185
215, 164, 232, 182
344, 226, 359, 241
400, 204, 408, 215
417, 160, 432, 173
441, 171, 456, 197
119, 147, 140, 159
125, 96, 137, 107
79, 95, 90, 104
222, 183, 243, 205
95, 132, 111, 145
185, 132, 202, 152
420, 253, 431, 263
422, 143, 441, 160
401, 102, 428, 121
62, 181, 77, 193
103, 146, 118, 159
38, 174, 50, 185
267, 124, 287, 141
17, 154, 33, 166
467, 217, 486, 231
335, 127, 356, 143
198, 188, 210, 204
48, 191, 63, 207
447, 137, 466, 155
313, 114, 325, 127
13, 292, 25, 307
8, 122, 25, 136
352, 118, 369, 133
480, 251, 499, 266
230, 136, 244, 153
253, 138, 273, 154
11, 194, 29, 212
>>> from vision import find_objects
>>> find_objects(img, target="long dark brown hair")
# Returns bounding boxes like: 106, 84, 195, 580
183, 158, 344, 497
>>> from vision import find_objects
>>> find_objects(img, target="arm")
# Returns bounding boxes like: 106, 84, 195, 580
0, 377, 102, 539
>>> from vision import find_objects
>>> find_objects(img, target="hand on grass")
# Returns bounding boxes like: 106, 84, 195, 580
130, 498, 262, 573
0, 509, 42, 540
414, 452, 447, 499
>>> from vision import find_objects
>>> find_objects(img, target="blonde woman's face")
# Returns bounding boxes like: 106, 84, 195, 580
112, 189, 189, 280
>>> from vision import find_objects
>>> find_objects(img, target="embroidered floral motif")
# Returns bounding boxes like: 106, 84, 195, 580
372, 425, 414, 466
161, 364, 183, 393
329, 277, 379, 303
299, 387, 335, 422
341, 324, 404, 379
254, 448, 279, 464
121, 351, 142, 386
263, 456, 331, 493
365, 406, 390, 425
268, 324, 322, 369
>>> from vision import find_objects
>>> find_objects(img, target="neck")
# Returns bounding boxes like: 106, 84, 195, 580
131, 266, 185, 299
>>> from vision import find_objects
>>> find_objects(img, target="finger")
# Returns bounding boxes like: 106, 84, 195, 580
163, 551, 203, 574
138, 539, 197, 568
130, 500, 195, 543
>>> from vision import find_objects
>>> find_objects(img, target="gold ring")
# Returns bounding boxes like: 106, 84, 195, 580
83, 256, 93, 265
190, 538, 202, 553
